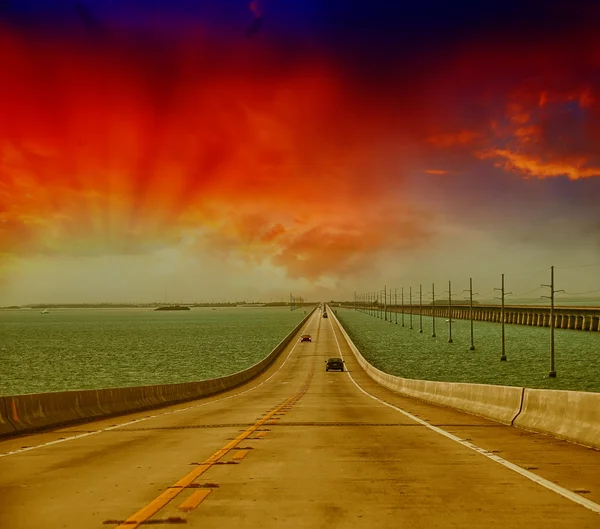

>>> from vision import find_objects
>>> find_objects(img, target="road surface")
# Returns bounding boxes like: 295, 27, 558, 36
1, 308, 599, 528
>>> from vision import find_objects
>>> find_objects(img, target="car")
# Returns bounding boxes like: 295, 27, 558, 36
301, 334, 312, 342
325, 357, 344, 371
322, 312, 328, 318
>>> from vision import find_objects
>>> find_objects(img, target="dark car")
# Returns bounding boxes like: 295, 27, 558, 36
301, 334, 312, 342
325, 357, 344, 371
322, 312, 328, 318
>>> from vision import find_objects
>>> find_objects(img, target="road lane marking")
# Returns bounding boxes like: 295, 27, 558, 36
177, 489, 212, 512
114, 393, 301, 528
0, 311, 320, 459
231, 449, 250, 461
327, 311, 600, 516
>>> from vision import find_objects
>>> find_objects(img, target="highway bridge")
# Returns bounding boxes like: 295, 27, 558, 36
1, 308, 599, 528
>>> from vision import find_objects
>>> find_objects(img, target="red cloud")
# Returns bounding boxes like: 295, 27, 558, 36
0, 28, 431, 280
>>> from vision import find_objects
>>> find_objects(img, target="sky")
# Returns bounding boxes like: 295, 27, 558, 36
1, 0, 600, 305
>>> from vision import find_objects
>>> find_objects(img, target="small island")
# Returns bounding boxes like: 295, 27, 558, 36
154, 305, 191, 311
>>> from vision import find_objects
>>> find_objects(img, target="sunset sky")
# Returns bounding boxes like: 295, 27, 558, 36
1, 0, 600, 304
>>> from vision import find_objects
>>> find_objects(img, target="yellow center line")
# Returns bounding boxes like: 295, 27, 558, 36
114, 392, 300, 528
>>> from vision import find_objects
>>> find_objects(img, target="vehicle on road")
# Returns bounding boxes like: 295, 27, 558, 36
301, 334, 312, 342
322, 312, 328, 318
325, 357, 344, 371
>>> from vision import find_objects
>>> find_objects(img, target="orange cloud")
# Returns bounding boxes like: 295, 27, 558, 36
477, 149, 600, 180
424, 169, 449, 175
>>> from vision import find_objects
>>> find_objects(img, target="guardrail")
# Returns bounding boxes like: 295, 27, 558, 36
0, 306, 317, 438
329, 308, 600, 450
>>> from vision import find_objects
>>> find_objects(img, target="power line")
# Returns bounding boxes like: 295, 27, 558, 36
555, 262, 600, 270
560, 287, 600, 296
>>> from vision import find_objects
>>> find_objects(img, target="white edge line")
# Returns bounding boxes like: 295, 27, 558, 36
0, 311, 319, 459
326, 306, 600, 516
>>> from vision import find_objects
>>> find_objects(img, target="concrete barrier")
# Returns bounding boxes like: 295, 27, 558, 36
328, 308, 523, 425
0, 397, 16, 436
330, 308, 600, 448
513, 389, 600, 450
2, 307, 317, 437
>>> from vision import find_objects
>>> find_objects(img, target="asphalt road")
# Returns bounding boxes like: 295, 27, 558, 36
1, 308, 599, 528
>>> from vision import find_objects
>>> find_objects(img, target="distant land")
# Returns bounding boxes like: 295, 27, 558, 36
0, 302, 315, 309
2, 298, 599, 310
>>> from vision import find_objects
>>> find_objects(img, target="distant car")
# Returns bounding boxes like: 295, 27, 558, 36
325, 357, 344, 371
301, 334, 312, 342
322, 312, 328, 318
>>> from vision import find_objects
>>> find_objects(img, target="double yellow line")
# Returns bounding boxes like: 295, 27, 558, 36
114, 392, 302, 528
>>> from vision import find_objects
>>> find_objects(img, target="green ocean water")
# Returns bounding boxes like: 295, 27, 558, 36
0, 307, 308, 396
336, 308, 600, 392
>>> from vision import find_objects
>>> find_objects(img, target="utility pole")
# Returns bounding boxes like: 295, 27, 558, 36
395, 288, 398, 324
419, 284, 423, 333
401, 287, 405, 327
465, 278, 479, 351
542, 266, 563, 378
384, 285, 387, 321
409, 286, 413, 329
447, 281, 453, 343
494, 274, 512, 361
430, 283, 436, 338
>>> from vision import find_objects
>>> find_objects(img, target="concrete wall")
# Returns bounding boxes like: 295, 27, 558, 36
329, 309, 522, 425
0, 397, 16, 436
330, 309, 600, 449
513, 389, 600, 449
1, 307, 316, 437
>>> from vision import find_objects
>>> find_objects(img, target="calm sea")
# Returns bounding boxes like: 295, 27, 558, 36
0, 307, 308, 396
337, 308, 600, 392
